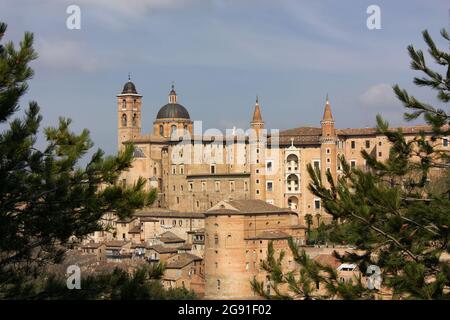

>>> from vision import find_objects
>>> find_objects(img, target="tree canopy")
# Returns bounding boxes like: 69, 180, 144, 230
253, 28, 450, 300
0, 21, 157, 296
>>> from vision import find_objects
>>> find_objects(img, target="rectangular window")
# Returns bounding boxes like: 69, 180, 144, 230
314, 199, 321, 210
266, 181, 273, 192
313, 160, 320, 170
171, 165, 176, 175
351, 141, 356, 149
443, 138, 449, 147
266, 161, 273, 173
215, 181, 220, 192
365, 140, 370, 148
188, 182, 193, 192
350, 160, 356, 168
210, 165, 216, 174
179, 165, 184, 175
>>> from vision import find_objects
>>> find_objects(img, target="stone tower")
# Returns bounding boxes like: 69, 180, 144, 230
319, 95, 337, 185
250, 97, 266, 200
250, 96, 264, 136
117, 75, 142, 152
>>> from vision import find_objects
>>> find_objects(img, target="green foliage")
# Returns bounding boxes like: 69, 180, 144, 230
0, 21, 157, 296
254, 29, 450, 300
2, 264, 196, 300
251, 239, 373, 300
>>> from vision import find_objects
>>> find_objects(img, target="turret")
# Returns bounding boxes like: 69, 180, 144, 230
117, 74, 142, 151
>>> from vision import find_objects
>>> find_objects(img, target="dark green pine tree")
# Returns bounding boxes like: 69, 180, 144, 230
0, 21, 157, 296
253, 29, 450, 300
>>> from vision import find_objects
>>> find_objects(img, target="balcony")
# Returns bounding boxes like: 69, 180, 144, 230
286, 174, 300, 194
285, 154, 299, 173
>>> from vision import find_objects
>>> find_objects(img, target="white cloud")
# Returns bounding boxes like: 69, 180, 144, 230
359, 83, 400, 109
36, 39, 103, 72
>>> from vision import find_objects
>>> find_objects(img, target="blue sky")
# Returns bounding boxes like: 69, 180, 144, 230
0, 0, 449, 157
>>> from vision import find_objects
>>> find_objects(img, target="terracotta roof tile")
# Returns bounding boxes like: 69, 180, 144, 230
313, 254, 341, 269
166, 253, 202, 269
207, 200, 292, 215
136, 209, 205, 219
105, 240, 130, 248
159, 231, 185, 244
147, 245, 178, 254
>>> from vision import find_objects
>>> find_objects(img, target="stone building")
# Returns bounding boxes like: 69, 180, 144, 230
203, 199, 304, 299
116, 79, 449, 226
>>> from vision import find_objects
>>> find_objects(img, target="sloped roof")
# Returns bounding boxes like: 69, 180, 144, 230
105, 240, 130, 248
135, 208, 205, 219
336, 124, 447, 136
177, 243, 193, 250
207, 199, 292, 215
131, 243, 147, 249
322, 100, 333, 121
166, 253, 202, 269
313, 254, 341, 269
279, 127, 322, 136
147, 245, 178, 254
116, 217, 137, 224
159, 231, 185, 244
81, 242, 104, 249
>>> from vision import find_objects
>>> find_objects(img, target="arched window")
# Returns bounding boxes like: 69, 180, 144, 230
287, 174, 299, 192
159, 125, 164, 136
132, 113, 137, 126
121, 113, 127, 127
122, 99, 126, 110
171, 125, 177, 137
286, 154, 299, 172
288, 196, 299, 210
183, 124, 188, 133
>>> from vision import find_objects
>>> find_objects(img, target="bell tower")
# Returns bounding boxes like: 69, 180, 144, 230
117, 75, 142, 152
319, 94, 337, 185
250, 96, 264, 136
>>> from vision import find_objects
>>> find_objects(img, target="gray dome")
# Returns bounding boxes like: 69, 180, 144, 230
156, 103, 190, 119
122, 81, 137, 94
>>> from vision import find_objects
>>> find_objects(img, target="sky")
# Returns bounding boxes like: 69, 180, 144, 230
0, 0, 449, 158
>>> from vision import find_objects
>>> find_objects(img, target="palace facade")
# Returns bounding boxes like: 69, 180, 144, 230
117, 78, 448, 226
76, 78, 449, 299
